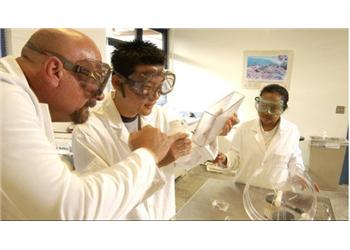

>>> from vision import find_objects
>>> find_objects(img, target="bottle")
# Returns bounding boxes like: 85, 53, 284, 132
167, 120, 192, 162
168, 120, 192, 139
322, 131, 327, 140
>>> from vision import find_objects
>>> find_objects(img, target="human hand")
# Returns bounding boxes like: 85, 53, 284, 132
129, 125, 186, 164
158, 133, 191, 167
212, 152, 228, 167
313, 182, 320, 192
292, 175, 320, 193
220, 113, 239, 136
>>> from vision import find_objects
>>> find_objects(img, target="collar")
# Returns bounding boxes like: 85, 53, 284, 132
96, 91, 153, 130
0, 56, 31, 91
0, 56, 55, 145
95, 91, 124, 130
121, 115, 138, 123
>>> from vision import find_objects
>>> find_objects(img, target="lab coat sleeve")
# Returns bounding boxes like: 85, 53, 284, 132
72, 125, 166, 204
1, 85, 164, 220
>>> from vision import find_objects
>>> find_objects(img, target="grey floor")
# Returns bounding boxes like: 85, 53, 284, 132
175, 165, 348, 220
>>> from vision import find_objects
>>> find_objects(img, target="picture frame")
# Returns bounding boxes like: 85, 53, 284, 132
242, 50, 294, 89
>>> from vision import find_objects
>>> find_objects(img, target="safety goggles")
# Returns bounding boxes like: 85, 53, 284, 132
117, 68, 176, 99
25, 42, 112, 96
255, 96, 284, 115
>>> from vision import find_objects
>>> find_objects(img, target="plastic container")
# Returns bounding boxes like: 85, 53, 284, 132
192, 91, 244, 146
243, 167, 317, 220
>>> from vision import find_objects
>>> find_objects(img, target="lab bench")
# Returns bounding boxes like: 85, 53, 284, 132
174, 165, 340, 220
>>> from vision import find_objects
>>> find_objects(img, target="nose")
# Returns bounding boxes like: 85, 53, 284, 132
87, 91, 104, 108
84, 82, 105, 100
95, 92, 105, 101
93, 88, 105, 101
147, 90, 160, 101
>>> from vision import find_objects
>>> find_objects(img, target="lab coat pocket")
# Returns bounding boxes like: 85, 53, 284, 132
269, 152, 291, 168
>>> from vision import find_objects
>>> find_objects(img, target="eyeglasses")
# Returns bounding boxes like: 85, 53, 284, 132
25, 42, 112, 96
255, 96, 284, 115
117, 68, 176, 99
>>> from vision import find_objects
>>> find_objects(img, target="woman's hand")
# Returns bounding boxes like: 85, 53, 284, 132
220, 113, 239, 136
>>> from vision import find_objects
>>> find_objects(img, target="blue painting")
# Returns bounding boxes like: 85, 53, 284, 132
246, 55, 288, 81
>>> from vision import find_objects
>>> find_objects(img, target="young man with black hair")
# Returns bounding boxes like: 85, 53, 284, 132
72, 40, 238, 220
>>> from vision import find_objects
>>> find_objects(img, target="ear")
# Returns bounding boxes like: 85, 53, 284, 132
43, 57, 64, 88
111, 74, 122, 90
112, 74, 127, 98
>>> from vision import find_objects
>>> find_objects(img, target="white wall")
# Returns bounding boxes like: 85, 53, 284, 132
6, 28, 107, 60
168, 29, 349, 166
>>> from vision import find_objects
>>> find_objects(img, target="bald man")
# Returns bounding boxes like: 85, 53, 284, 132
0, 28, 184, 220
17, 29, 105, 124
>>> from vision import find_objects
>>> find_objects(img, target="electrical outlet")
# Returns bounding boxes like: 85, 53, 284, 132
336, 105, 345, 114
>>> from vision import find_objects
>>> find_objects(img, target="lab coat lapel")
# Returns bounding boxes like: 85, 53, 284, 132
101, 93, 130, 146
140, 113, 154, 128
265, 130, 281, 158
251, 119, 266, 154
263, 118, 285, 159
118, 120, 131, 146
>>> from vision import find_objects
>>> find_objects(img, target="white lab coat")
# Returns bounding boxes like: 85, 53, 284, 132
72, 92, 218, 220
0, 56, 165, 220
226, 117, 304, 188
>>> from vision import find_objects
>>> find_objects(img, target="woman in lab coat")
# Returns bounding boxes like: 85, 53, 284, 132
214, 84, 307, 187
72, 40, 237, 220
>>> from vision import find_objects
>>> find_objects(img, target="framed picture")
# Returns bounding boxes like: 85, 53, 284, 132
242, 50, 294, 89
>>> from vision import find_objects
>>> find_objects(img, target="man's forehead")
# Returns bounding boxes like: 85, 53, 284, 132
134, 65, 164, 74
76, 48, 102, 62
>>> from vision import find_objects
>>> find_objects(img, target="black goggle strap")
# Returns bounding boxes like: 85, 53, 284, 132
112, 72, 127, 98
138, 115, 142, 131
73, 64, 90, 76
120, 78, 127, 98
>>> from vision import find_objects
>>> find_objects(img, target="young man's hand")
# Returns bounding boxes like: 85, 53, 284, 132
129, 125, 186, 165
158, 134, 192, 167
